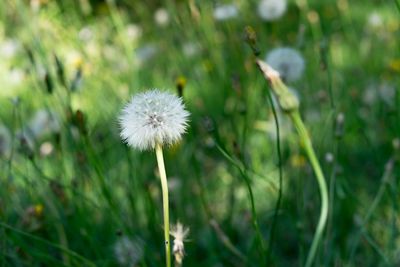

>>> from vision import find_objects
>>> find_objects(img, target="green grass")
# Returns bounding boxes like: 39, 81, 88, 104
0, 0, 399, 266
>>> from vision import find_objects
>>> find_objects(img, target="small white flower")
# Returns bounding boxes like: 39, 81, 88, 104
265, 47, 305, 82
0, 125, 12, 157
27, 110, 60, 139
258, 0, 287, 21
119, 89, 190, 151
171, 222, 190, 265
114, 236, 143, 267
154, 8, 170, 27
213, 4, 239, 21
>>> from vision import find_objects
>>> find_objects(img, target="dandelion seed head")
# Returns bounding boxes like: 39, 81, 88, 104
113, 236, 143, 267
213, 4, 239, 21
258, 0, 287, 21
265, 47, 305, 82
171, 222, 190, 265
119, 89, 190, 151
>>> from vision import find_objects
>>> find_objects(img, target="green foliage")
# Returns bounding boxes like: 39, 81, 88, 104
0, 0, 399, 266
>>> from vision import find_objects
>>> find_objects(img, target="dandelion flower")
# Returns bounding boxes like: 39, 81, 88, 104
0, 125, 11, 157
258, 0, 287, 21
119, 89, 189, 151
213, 4, 239, 21
113, 236, 144, 267
171, 222, 190, 266
265, 47, 305, 82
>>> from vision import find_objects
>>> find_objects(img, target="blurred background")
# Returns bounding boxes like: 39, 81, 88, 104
0, 0, 399, 266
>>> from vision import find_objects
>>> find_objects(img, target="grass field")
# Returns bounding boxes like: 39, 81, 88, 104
0, 0, 399, 266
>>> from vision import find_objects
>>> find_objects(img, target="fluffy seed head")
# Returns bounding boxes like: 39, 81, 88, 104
119, 89, 190, 151
265, 47, 305, 82
171, 222, 190, 265
258, 0, 287, 21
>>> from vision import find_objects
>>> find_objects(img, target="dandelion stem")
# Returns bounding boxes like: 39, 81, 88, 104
155, 143, 171, 267
289, 112, 329, 267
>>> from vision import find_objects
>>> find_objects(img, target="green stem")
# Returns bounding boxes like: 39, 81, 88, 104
265, 88, 284, 266
289, 112, 329, 267
155, 143, 171, 267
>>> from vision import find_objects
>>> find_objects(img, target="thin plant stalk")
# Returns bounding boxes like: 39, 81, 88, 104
265, 87, 284, 265
349, 159, 394, 263
155, 143, 171, 267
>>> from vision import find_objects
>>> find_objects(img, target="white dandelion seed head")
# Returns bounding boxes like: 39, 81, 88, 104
258, 0, 287, 21
0, 125, 12, 157
213, 4, 239, 21
113, 236, 144, 267
119, 89, 190, 151
265, 47, 305, 82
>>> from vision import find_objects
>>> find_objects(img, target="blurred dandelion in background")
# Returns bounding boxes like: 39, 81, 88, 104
265, 47, 305, 82
154, 8, 170, 27
257, 0, 287, 21
213, 4, 239, 21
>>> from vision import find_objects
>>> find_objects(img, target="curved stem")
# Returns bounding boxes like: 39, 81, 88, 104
290, 112, 329, 267
265, 88, 284, 265
155, 143, 171, 267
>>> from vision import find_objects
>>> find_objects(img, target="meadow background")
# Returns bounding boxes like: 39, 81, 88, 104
0, 0, 399, 266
